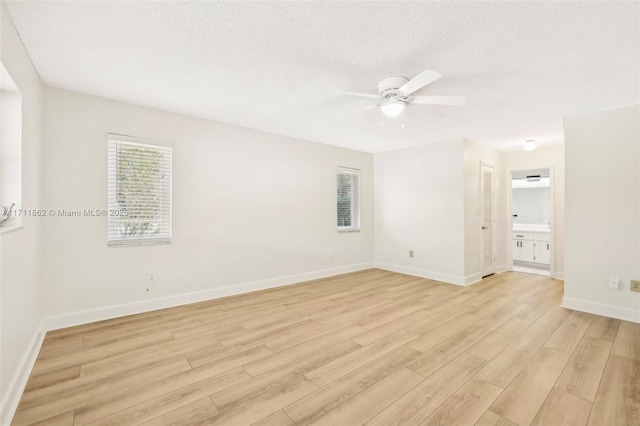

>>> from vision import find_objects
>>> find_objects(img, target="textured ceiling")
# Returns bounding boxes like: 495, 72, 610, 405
5, 1, 639, 153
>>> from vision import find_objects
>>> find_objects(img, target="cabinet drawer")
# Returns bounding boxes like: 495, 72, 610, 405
513, 232, 533, 240
535, 233, 551, 242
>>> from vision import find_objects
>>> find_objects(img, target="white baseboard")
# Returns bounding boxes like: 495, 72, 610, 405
464, 273, 482, 286
0, 320, 46, 426
42, 262, 374, 331
496, 264, 508, 274
374, 262, 468, 286
562, 297, 640, 323
554, 271, 565, 280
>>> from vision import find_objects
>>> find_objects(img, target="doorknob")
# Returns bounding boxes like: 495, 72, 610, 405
482, 226, 488, 230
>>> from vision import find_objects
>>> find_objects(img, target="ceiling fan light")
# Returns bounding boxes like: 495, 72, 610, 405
523, 139, 537, 151
380, 100, 405, 117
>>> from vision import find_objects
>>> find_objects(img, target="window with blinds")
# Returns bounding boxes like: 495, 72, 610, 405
337, 167, 361, 232
107, 134, 172, 246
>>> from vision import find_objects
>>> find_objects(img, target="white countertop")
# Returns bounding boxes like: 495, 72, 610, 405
513, 224, 550, 233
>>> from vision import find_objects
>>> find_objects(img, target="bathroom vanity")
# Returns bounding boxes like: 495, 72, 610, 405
513, 224, 550, 265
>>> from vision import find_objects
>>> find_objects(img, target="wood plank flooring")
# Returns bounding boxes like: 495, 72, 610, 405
11, 269, 640, 425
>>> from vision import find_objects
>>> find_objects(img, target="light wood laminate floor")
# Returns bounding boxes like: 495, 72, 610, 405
12, 269, 640, 425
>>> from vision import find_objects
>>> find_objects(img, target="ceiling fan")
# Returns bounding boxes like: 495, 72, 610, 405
337, 69, 467, 117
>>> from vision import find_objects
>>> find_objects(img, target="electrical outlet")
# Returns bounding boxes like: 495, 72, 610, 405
631, 280, 640, 293
409, 250, 414, 258
147, 271, 156, 284
609, 277, 620, 289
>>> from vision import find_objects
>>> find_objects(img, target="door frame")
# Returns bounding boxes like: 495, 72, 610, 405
480, 161, 496, 278
506, 165, 556, 278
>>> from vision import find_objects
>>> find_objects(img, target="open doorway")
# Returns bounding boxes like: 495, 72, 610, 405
510, 168, 552, 277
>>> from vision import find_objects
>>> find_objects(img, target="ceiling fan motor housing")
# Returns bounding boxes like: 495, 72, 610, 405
377, 77, 409, 98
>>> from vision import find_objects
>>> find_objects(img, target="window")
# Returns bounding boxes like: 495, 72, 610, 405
337, 167, 360, 232
107, 134, 172, 246
0, 62, 22, 232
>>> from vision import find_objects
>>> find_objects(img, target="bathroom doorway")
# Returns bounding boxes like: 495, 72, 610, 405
510, 168, 553, 277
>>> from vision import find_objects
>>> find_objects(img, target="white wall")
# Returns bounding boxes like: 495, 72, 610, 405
41, 88, 373, 319
374, 139, 467, 284
374, 138, 508, 286
462, 139, 506, 281
505, 147, 565, 277
512, 187, 550, 225
0, 2, 44, 420
564, 104, 640, 322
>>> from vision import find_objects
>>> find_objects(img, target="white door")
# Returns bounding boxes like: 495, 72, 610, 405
481, 164, 496, 277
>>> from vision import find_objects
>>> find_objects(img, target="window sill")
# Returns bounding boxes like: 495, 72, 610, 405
0, 224, 24, 235
108, 239, 171, 247
338, 229, 361, 233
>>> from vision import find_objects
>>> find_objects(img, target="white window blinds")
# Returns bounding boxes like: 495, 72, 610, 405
107, 134, 172, 246
337, 167, 361, 232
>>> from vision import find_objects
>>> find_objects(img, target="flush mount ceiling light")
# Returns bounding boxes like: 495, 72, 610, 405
380, 99, 406, 117
524, 139, 537, 151
512, 177, 550, 189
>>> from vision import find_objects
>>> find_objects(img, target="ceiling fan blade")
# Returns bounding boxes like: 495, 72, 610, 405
336, 103, 378, 118
398, 70, 442, 95
335, 90, 380, 99
411, 95, 468, 106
